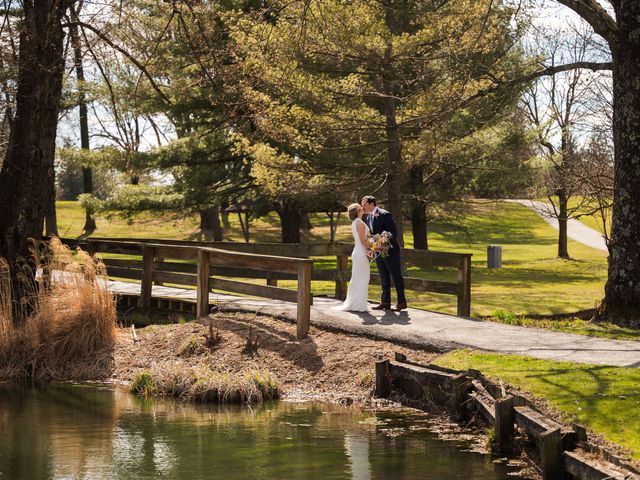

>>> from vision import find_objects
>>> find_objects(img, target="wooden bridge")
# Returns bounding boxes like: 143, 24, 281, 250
59, 237, 472, 339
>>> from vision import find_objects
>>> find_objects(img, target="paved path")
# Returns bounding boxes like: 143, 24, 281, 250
509, 199, 608, 251
110, 280, 640, 368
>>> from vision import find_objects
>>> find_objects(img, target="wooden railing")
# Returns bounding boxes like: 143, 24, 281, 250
66, 237, 472, 317
58, 238, 314, 339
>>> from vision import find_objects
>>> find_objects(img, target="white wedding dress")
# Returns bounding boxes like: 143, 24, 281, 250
333, 218, 370, 312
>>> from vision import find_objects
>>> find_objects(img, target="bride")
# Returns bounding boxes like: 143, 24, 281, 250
332, 203, 371, 312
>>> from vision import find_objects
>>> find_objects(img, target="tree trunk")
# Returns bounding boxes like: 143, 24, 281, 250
602, 16, 640, 320
557, 190, 569, 259
409, 165, 427, 250
277, 200, 302, 243
199, 207, 223, 242
301, 213, 313, 231
0, 1, 67, 310
411, 202, 428, 250
381, 1, 404, 246
220, 200, 231, 228
45, 179, 59, 237
70, 6, 96, 234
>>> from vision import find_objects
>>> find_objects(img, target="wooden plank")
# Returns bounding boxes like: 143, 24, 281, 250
369, 274, 459, 295
296, 262, 312, 339
152, 244, 199, 261
103, 258, 143, 269
196, 250, 210, 318
153, 271, 197, 287
106, 266, 143, 281
335, 255, 349, 300
201, 247, 313, 274
83, 240, 143, 255
457, 255, 471, 316
334, 242, 472, 268
139, 245, 154, 309
212, 266, 295, 280
88, 237, 335, 257
564, 451, 628, 480
469, 392, 496, 424
211, 277, 300, 304
514, 406, 562, 440
155, 261, 299, 281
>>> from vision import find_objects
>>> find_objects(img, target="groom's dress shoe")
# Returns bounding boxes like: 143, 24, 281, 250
372, 303, 391, 310
394, 303, 408, 311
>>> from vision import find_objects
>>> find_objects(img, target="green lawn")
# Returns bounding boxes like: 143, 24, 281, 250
435, 350, 640, 460
56, 200, 610, 320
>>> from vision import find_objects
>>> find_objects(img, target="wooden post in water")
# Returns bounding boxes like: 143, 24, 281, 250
448, 373, 468, 417
539, 427, 563, 480
335, 254, 348, 300
494, 395, 515, 454
196, 249, 210, 318
375, 359, 391, 397
139, 245, 155, 309
457, 255, 471, 316
296, 262, 312, 339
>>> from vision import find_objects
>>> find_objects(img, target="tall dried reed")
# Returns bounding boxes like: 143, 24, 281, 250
0, 237, 116, 381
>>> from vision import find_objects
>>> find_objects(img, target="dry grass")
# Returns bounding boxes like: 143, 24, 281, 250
130, 365, 279, 403
0, 237, 117, 381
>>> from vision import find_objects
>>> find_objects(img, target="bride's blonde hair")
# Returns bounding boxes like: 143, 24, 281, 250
347, 203, 361, 221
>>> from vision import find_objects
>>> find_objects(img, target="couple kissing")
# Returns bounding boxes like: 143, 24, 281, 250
333, 196, 407, 313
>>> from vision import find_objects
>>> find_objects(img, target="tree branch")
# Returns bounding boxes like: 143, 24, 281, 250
554, 0, 617, 44
64, 20, 172, 105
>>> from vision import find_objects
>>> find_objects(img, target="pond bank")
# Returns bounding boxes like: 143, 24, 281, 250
112, 311, 440, 404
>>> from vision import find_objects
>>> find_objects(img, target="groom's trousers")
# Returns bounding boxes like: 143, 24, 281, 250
376, 252, 407, 305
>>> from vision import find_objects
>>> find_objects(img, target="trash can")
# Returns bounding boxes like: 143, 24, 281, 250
487, 245, 502, 268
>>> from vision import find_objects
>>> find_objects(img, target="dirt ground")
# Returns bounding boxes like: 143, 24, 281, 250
112, 311, 439, 403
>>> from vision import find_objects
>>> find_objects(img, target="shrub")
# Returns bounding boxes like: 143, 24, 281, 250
0, 237, 117, 381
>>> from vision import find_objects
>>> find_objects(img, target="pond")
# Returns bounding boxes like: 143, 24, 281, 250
0, 385, 522, 479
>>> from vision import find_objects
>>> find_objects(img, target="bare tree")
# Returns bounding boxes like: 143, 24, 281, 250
521, 23, 608, 258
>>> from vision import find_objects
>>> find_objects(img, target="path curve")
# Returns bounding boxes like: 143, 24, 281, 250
507, 199, 608, 251
111, 281, 640, 368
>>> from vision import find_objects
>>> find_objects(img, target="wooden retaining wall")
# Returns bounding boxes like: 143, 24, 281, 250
376, 354, 639, 480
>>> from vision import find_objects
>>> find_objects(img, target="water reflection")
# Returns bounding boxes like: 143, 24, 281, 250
0, 384, 519, 480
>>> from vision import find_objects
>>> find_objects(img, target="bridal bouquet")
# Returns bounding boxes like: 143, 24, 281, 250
370, 231, 393, 258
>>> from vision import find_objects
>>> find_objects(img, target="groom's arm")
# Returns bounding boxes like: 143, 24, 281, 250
384, 212, 398, 239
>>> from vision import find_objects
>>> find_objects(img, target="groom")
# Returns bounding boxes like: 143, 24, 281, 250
361, 196, 407, 311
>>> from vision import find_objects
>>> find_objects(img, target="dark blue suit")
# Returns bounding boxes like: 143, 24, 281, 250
366, 208, 406, 305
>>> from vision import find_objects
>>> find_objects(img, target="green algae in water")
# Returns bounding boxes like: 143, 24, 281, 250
0, 384, 523, 479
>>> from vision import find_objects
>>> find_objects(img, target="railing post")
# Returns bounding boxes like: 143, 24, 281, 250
296, 262, 312, 339
197, 249, 210, 318
335, 254, 348, 300
457, 255, 471, 317
139, 245, 155, 309
155, 256, 165, 286
266, 278, 278, 287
